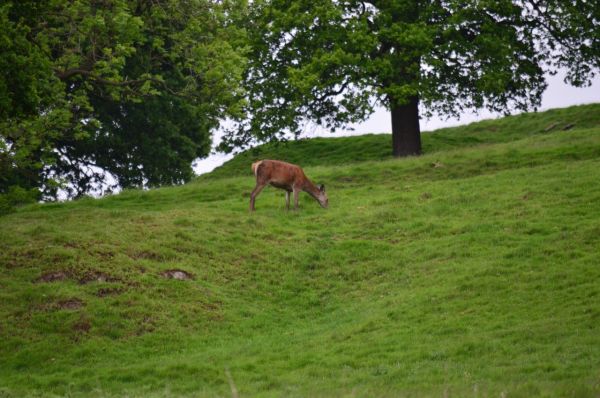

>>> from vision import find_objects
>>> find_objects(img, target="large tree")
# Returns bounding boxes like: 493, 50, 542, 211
220, 0, 598, 157
1, 0, 247, 201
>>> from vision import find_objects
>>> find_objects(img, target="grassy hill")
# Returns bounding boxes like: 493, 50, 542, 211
1, 104, 600, 397
206, 103, 600, 178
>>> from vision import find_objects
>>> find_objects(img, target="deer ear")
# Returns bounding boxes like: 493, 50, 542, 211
319, 184, 325, 192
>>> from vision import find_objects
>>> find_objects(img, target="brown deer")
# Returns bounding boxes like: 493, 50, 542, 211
250, 160, 328, 211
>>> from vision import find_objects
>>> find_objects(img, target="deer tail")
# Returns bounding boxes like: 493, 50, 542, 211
251, 160, 263, 177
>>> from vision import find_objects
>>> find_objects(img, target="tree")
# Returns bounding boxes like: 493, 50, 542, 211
0, 0, 247, 201
524, 0, 599, 87
220, 0, 597, 157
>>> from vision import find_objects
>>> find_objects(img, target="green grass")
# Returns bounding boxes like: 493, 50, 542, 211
1, 104, 600, 397
206, 103, 600, 179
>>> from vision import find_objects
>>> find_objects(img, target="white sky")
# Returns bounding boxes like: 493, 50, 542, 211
193, 70, 600, 175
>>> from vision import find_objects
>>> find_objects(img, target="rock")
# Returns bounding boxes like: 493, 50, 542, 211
161, 269, 194, 280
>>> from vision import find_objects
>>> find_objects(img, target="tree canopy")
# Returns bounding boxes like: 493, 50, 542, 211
1, 0, 247, 202
219, 0, 599, 156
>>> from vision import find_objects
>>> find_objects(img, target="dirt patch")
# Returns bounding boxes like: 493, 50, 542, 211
93, 250, 115, 260
3, 248, 42, 268
57, 298, 84, 310
96, 287, 124, 297
78, 270, 117, 284
544, 122, 559, 132
72, 317, 91, 333
522, 192, 534, 200
63, 242, 83, 249
420, 192, 433, 200
160, 269, 194, 280
37, 269, 118, 284
135, 315, 157, 335
129, 250, 165, 261
37, 271, 68, 283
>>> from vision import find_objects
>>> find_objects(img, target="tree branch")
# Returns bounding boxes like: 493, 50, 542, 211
314, 79, 351, 102
53, 68, 191, 98
527, 0, 577, 52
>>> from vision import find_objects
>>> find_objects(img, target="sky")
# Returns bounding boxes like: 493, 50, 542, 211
193, 70, 600, 175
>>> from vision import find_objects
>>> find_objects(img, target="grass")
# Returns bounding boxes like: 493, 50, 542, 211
206, 103, 600, 178
1, 104, 600, 397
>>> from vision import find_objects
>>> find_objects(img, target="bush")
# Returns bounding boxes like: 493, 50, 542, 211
0, 186, 38, 215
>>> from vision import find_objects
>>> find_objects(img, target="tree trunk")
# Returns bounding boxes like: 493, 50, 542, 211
391, 96, 422, 157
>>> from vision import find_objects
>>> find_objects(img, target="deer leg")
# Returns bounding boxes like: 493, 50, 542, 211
250, 182, 266, 211
293, 188, 300, 210
285, 191, 291, 210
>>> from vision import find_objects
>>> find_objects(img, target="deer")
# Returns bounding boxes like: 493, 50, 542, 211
250, 160, 328, 211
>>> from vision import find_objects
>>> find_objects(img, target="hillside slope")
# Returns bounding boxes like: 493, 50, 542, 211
206, 103, 600, 179
1, 105, 600, 397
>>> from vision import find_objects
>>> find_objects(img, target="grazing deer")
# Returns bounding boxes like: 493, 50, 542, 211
250, 160, 328, 211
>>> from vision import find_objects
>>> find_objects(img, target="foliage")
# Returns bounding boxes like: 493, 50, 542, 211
219, 0, 598, 154
1, 105, 600, 396
0, 0, 247, 201
0, 186, 38, 216
524, 0, 600, 86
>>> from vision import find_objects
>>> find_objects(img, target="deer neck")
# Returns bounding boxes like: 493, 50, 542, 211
302, 179, 320, 199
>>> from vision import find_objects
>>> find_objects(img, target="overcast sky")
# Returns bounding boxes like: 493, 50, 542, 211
193, 70, 600, 175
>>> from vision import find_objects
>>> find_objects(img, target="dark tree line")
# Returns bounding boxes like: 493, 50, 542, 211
1, 0, 246, 208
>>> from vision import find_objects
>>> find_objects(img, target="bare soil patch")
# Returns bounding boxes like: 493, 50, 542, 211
161, 269, 194, 280
37, 271, 68, 283
57, 298, 84, 310
129, 250, 165, 261
78, 270, 117, 284
96, 287, 124, 297
420, 192, 433, 200
36, 269, 119, 284
73, 317, 91, 333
